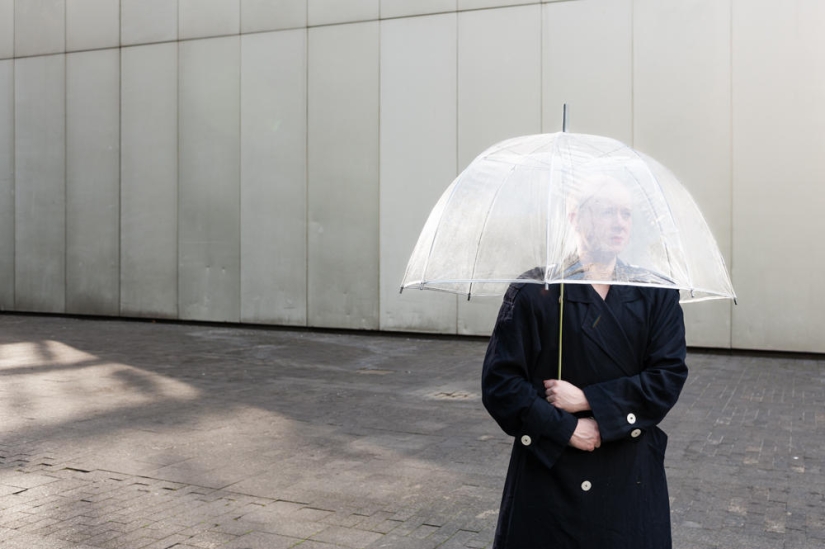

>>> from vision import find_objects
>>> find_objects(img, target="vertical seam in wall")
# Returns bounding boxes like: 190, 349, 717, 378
176, 7, 181, 319
237, 0, 242, 319
728, 0, 734, 349
119, 0, 122, 316
117, 0, 123, 316
117, 3, 123, 315
63, 3, 67, 313
238, 32, 243, 323
63, 51, 68, 313
376, 20, 382, 330
630, 0, 635, 147
304, 25, 310, 327
454, 10, 460, 335
11, 53, 15, 309
9, 0, 14, 309
305, 0, 310, 325
539, 2, 544, 133
117, 44, 122, 317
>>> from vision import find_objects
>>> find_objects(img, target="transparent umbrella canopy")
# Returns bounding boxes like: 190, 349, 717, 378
400, 131, 736, 304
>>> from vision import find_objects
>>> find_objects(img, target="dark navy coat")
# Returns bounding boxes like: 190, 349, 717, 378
482, 278, 687, 549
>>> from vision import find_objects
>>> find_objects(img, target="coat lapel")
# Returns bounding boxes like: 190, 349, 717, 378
565, 283, 641, 377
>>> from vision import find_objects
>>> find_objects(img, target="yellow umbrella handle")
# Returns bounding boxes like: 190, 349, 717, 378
558, 283, 564, 380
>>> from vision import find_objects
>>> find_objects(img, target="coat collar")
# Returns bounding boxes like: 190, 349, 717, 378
558, 280, 642, 377
560, 280, 640, 304
554, 258, 642, 304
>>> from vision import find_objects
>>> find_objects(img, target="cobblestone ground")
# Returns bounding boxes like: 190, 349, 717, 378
0, 314, 823, 548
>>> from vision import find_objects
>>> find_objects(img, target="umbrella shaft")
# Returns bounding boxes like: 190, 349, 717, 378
558, 283, 564, 380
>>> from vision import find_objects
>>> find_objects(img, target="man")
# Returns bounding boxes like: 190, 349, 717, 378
481, 174, 688, 548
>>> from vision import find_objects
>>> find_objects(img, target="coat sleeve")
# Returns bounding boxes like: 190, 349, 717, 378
482, 285, 579, 470
582, 288, 688, 443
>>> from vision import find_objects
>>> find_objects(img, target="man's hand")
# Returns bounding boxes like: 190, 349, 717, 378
569, 418, 601, 451
543, 379, 591, 413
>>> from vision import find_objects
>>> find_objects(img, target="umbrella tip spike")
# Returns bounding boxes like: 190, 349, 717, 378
562, 104, 569, 132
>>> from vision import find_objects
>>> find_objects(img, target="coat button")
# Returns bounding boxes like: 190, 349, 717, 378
581, 480, 592, 492
520, 435, 532, 446
631, 428, 642, 438
627, 413, 637, 425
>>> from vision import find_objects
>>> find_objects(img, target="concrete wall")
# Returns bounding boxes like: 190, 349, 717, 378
0, 0, 822, 353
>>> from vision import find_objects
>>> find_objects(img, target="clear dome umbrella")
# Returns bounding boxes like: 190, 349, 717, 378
400, 130, 736, 377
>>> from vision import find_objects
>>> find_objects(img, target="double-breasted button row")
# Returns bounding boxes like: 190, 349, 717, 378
581, 480, 592, 491
521, 435, 532, 446
627, 413, 637, 425
631, 428, 642, 438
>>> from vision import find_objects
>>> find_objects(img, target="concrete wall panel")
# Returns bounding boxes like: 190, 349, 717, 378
121, 43, 178, 318
380, 14, 457, 333
179, 36, 241, 322
380, 0, 455, 19
121, 0, 178, 46
308, 0, 379, 26
14, 54, 65, 312
66, 0, 119, 51
542, 0, 632, 140
15, 0, 65, 57
180, 0, 240, 40
457, 5, 541, 336
241, 0, 307, 33
307, 22, 379, 329
240, 30, 307, 325
66, 49, 120, 315
0, 60, 12, 309
457, 6, 542, 170
732, 0, 825, 352
634, 0, 733, 348
0, 0, 12, 59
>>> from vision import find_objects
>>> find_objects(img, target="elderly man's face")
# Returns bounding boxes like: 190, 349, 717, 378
571, 179, 632, 261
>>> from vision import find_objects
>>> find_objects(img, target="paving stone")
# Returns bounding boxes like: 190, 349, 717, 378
310, 525, 384, 548
181, 530, 238, 549
264, 520, 327, 539
322, 511, 366, 528
141, 534, 193, 549
220, 531, 298, 549
207, 518, 255, 537
434, 529, 478, 549
294, 542, 350, 549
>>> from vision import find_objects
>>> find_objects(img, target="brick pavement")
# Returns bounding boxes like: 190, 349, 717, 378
0, 314, 823, 548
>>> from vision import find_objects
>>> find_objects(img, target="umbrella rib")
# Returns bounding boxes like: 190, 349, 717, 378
544, 133, 564, 283
417, 177, 464, 290
467, 138, 552, 298
466, 166, 519, 299
627, 148, 695, 291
